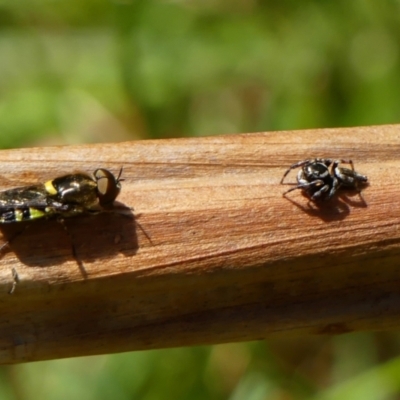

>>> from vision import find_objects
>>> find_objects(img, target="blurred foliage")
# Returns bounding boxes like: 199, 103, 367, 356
5, 334, 400, 400
0, 0, 400, 147
1, 0, 400, 399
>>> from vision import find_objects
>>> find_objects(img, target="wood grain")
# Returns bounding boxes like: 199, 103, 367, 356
1, 124, 399, 364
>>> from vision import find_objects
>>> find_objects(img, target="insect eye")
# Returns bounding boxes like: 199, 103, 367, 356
93, 168, 121, 207
95, 169, 110, 196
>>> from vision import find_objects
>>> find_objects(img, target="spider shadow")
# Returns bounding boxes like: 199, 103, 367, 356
0, 206, 141, 274
283, 189, 367, 222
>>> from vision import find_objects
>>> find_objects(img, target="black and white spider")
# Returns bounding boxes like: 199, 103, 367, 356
281, 158, 368, 201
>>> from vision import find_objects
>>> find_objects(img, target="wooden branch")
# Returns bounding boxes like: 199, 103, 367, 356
1, 124, 399, 364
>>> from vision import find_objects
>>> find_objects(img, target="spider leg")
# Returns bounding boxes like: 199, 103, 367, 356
331, 159, 354, 181
332, 159, 354, 171
280, 159, 313, 184
316, 158, 333, 167
326, 177, 341, 200
310, 184, 331, 200
342, 159, 354, 170
351, 175, 368, 203
333, 159, 367, 200
282, 179, 325, 195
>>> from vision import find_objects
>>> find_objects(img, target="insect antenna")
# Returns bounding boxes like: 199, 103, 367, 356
116, 167, 124, 183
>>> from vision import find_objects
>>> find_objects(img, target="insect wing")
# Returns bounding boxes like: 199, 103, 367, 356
0, 184, 54, 223
0, 169, 123, 224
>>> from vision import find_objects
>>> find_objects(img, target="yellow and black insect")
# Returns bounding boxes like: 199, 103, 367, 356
0, 168, 124, 294
0, 168, 123, 223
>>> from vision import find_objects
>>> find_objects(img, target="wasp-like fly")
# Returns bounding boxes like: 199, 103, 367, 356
0, 168, 123, 223
0, 168, 124, 294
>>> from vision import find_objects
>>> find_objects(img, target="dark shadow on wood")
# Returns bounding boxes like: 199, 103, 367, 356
0, 208, 139, 270
282, 183, 369, 222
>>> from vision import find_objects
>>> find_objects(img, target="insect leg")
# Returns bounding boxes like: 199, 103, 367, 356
0, 224, 33, 294
9, 267, 19, 295
56, 218, 86, 278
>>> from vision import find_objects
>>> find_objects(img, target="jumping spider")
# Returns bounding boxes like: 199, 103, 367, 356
281, 158, 368, 201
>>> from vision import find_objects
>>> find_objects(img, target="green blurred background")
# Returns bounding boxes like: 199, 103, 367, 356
2, 0, 400, 399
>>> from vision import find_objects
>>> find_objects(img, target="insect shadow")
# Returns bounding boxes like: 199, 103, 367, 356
0, 205, 140, 270
283, 189, 367, 222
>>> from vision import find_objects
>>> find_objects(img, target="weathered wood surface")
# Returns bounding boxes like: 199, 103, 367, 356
0, 124, 399, 364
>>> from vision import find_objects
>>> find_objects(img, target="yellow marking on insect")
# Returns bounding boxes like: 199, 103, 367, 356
29, 208, 46, 219
44, 180, 58, 195
14, 209, 24, 222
